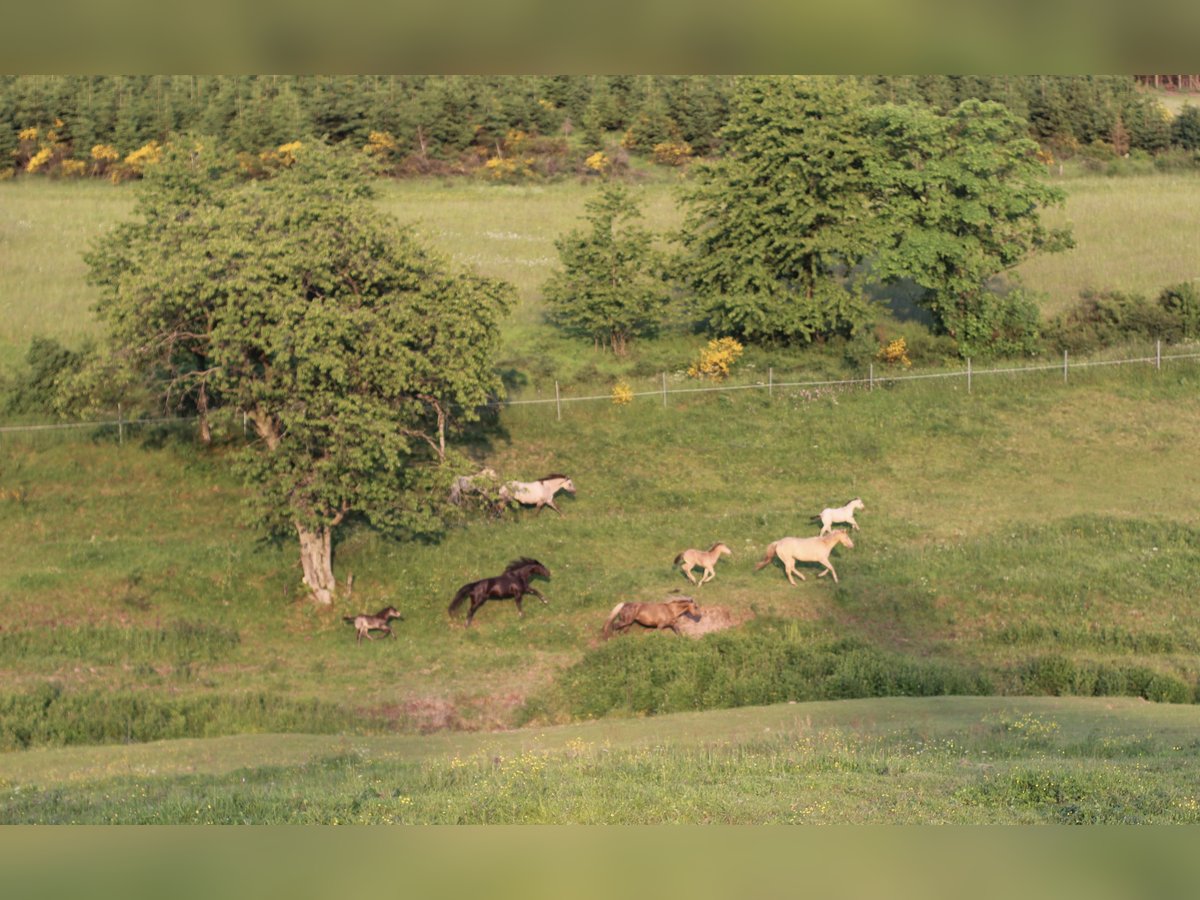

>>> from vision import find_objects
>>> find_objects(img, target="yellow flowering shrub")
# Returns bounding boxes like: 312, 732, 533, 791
687, 337, 744, 381
60, 159, 87, 178
18, 127, 38, 142
652, 140, 693, 166
91, 144, 120, 162
363, 131, 399, 157
124, 141, 162, 171
876, 336, 912, 368
25, 146, 54, 173
584, 151, 610, 174
611, 380, 633, 405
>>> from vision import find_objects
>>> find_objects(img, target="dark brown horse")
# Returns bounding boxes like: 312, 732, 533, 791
602, 596, 700, 637
343, 606, 402, 643
448, 558, 551, 626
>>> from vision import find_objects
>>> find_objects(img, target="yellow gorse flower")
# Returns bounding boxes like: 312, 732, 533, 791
688, 337, 744, 381
876, 337, 912, 368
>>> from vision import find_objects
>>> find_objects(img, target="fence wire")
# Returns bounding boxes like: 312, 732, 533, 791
2, 348, 1199, 435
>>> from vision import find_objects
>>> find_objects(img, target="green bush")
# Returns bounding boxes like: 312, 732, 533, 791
1015, 655, 1193, 704
522, 619, 993, 722
0, 683, 361, 751
1045, 283, 1200, 354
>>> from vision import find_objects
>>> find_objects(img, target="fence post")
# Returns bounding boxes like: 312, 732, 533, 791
1156, 339, 1161, 371
869, 363, 874, 392
967, 358, 972, 394
768, 367, 773, 398
243, 411, 248, 438
661, 373, 668, 407
1063, 349, 1069, 384
117, 403, 124, 445
555, 381, 562, 421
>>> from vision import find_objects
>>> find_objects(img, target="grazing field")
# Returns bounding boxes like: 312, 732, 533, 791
2, 172, 1200, 823
3, 171, 1199, 373
3, 696, 1199, 823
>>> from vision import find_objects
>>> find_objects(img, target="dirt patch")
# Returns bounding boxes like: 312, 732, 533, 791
677, 605, 750, 637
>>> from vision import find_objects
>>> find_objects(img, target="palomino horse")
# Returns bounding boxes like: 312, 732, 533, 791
603, 596, 700, 637
755, 531, 855, 585
674, 542, 732, 585
343, 606, 402, 644
814, 498, 865, 535
448, 558, 551, 626
500, 474, 576, 515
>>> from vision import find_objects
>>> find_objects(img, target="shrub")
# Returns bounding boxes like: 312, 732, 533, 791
687, 337, 744, 381
1045, 283, 1200, 354
0, 684, 360, 751
521, 619, 993, 722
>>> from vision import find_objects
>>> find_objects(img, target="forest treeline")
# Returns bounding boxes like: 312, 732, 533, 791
2, 75, 1199, 180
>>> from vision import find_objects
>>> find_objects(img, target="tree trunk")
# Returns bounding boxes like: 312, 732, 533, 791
196, 382, 212, 445
297, 524, 336, 605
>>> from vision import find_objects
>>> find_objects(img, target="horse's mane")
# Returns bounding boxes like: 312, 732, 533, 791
506, 557, 544, 571
539, 473, 568, 481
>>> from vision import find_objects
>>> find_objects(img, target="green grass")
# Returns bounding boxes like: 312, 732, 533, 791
4, 170, 1199, 374
3, 173, 1200, 823
2, 696, 1198, 823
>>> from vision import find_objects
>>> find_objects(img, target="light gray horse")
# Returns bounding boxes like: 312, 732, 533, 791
499, 474, 576, 515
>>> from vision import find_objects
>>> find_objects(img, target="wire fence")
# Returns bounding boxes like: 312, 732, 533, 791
2, 343, 1199, 437
505, 343, 1200, 420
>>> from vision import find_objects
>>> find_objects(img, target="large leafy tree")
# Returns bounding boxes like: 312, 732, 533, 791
863, 99, 1074, 356
542, 184, 668, 355
676, 76, 882, 345
87, 140, 512, 604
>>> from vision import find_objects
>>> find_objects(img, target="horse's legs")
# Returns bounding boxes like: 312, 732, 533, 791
700, 567, 715, 584
783, 557, 805, 585
526, 586, 547, 603
682, 565, 697, 584
822, 562, 839, 583
547, 498, 562, 515
849, 516, 859, 530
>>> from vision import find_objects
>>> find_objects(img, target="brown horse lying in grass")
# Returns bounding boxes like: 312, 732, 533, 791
603, 597, 700, 637
674, 542, 732, 585
343, 606, 402, 643
755, 531, 855, 585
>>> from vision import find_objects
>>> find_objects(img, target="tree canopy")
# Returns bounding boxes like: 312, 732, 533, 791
675, 76, 1072, 355
86, 139, 513, 603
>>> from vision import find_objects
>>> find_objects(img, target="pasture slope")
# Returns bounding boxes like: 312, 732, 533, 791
2, 174, 1200, 822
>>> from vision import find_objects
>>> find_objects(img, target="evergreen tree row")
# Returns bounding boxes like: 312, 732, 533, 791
1, 75, 1196, 179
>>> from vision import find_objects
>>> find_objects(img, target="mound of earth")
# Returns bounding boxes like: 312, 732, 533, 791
677, 604, 748, 637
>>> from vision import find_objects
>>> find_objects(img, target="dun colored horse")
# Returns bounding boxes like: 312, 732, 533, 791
448, 558, 551, 626
603, 597, 700, 637
343, 606, 402, 643
814, 498, 865, 535
755, 531, 855, 585
674, 542, 732, 585
499, 474, 576, 515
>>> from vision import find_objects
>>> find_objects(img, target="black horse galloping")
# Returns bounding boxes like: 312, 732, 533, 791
448, 558, 551, 627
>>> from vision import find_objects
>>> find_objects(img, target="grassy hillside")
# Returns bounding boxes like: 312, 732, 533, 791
3, 356, 1198, 741
3, 696, 1199, 823
3, 170, 1199, 372
2, 173, 1199, 824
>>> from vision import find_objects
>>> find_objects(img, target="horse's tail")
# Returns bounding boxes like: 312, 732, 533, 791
754, 542, 779, 571
448, 583, 472, 616
602, 602, 628, 637
342, 616, 356, 625
673, 551, 685, 566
